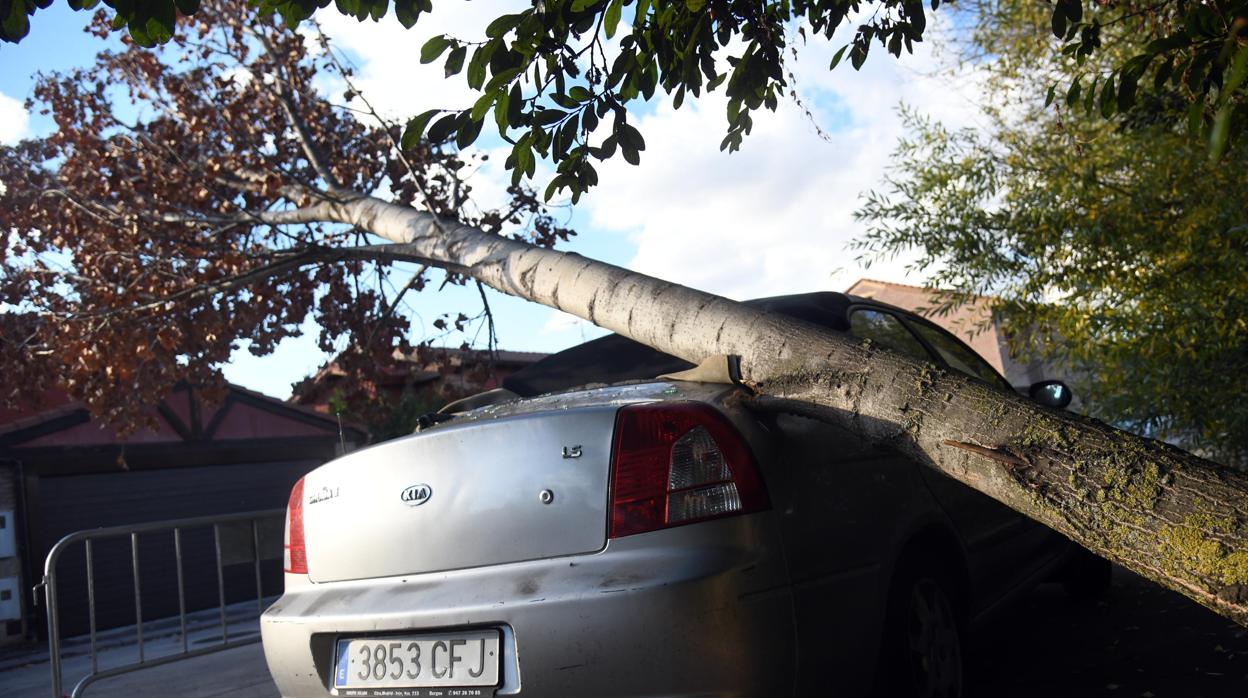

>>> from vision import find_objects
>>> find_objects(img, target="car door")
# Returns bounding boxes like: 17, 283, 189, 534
899, 314, 1068, 611
758, 307, 940, 696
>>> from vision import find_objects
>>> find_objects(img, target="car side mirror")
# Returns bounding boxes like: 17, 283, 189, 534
1029, 380, 1073, 409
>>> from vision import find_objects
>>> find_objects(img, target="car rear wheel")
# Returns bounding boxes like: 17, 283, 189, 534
875, 560, 965, 698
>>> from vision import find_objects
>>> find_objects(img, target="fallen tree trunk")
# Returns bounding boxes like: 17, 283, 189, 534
309, 192, 1248, 625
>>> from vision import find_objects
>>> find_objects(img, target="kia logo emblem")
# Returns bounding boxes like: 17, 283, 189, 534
400, 484, 433, 507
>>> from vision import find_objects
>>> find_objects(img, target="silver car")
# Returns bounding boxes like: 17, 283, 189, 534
261, 292, 1102, 698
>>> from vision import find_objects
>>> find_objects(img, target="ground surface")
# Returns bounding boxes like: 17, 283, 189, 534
0, 604, 279, 698
2, 565, 1245, 697
971, 566, 1248, 697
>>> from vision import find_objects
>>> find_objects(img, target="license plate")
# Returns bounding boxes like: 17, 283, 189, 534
333, 629, 500, 697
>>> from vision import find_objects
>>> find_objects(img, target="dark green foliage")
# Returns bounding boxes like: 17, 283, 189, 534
856, 104, 1248, 464
6, 0, 1246, 192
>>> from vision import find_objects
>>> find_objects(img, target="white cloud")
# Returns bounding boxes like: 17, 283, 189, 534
0, 91, 30, 145
581, 21, 988, 301
315, 3, 529, 122
317, 8, 989, 339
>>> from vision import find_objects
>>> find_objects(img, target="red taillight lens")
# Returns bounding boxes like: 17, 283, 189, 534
609, 402, 768, 538
284, 477, 307, 574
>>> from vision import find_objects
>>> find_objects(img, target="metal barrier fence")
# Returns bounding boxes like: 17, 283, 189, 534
35, 509, 285, 698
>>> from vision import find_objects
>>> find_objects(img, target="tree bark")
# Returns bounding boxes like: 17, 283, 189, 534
321, 192, 1248, 626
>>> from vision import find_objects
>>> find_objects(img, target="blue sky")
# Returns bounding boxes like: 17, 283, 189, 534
1, 4, 985, 399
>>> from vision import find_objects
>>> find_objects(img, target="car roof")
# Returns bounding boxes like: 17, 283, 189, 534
505, 292, 864, 397
503, 290, 1006, 397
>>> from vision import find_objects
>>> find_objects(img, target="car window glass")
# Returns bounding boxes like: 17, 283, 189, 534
908, 322, 1010, 389
848, 310, 932, 363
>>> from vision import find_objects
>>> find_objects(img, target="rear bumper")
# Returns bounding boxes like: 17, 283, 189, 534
261, 514, 794, 697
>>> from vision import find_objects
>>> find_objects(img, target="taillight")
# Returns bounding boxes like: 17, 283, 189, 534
284, 477, 307, 574
609, 402, 768, 538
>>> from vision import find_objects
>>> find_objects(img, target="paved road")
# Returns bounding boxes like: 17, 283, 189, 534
0, 610, 278, 698
63, 644, 275, 698
971, 566, 1248, 698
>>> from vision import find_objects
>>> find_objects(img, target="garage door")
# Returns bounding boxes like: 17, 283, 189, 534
38, 460, 315, 638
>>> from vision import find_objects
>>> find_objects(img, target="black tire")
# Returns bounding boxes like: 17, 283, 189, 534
873, 557, 966, 698
1061, 545, 1112, 601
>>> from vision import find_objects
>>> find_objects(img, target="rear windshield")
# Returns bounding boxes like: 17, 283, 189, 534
503, 292, 851, 397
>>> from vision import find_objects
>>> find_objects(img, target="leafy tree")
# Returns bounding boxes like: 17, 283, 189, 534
0, 5, 571, 426
3, 0, 1245, 193
5, 1, 1248, 628
855, 0, 1248, 465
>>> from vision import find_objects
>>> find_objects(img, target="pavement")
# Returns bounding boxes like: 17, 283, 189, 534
2, 565, 1245, 697
971, 566, 1248, 698
0, 599, 279, 698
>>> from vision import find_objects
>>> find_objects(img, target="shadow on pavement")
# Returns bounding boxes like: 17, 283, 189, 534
969, 566, 1248, 698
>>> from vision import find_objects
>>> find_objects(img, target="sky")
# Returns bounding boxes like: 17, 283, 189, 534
0, 4, 987, 400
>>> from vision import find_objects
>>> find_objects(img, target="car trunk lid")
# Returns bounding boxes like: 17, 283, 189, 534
302, 406, 618, 583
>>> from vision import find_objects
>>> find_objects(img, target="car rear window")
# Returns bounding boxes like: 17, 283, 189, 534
847, 309, 933, 363
503, 292, 852, 397
907, 321, 1012, 390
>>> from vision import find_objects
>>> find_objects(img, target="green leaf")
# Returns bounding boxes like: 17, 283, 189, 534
634, 0, 651, 28
507, 82, 523, 125
494, 90, 511, 137
1144, 33, 1191, 57
1083, 77, 1097, 115
467, 46, 489, 89
471, 92, 495, 122
569, 86, 592, 102
426, 113, 460, 143
336, 0, 361, 19
1045, 83, 1057, 108
617, 122, 645, 151
445, 45, 466, 78
1061, 0, 1082, 25
485, 12, 522, 38
850, 41, 869, 70
394, 0, 421, 28
1099, 74, 1116, 118
401, 109, 440, 149
456, 114, 483, 149
829, 45, 849, 70
1154, 58, 1174, 91
514, 143, 534, 182
604, 0, 622, 39
571, 0, 597, 11
1120, 53, 1153, 78
1051, 6, 1067, 40
1117, 71, 1137, 113
1066, 78, 1082, 107
484, 67, 523, 93
686, 0, 707, 11
551, 92, 579, 109
534, 109, 566, 126
545, 175, 567, 201
1187, 99, 1204, 136
420, 35, 450, 64
1209, 104, 1232, 161
596, 135, 618, 159
1219, 44, 1248, 106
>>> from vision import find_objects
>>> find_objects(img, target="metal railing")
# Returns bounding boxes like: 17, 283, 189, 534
35, 509, 284, 698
